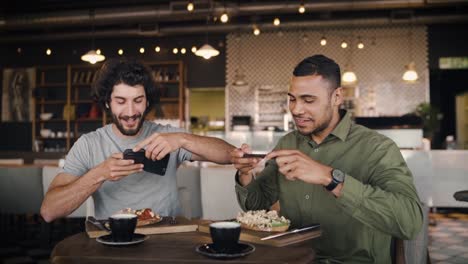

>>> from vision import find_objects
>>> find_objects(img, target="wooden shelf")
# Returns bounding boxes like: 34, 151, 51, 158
36, 119, 67, 123
36, 100, 67, 104
160, 98, 179, 103
36, 83, 67, 88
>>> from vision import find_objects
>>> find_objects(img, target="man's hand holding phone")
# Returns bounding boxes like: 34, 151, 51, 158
97, 153, 144, 182
231, 144, 268, 186
123, 149, 170, 176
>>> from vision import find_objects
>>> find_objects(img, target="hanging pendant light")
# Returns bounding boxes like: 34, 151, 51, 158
232, 33, 249, 94
402, 62, 418, 82
195, 44, 219, 59
81, 50, 105, 64
342, 70, 357, 84
81, 10, 105, 64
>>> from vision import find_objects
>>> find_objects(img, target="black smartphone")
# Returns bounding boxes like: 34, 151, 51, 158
243, 153, 267, 158
123, 149, 170, 176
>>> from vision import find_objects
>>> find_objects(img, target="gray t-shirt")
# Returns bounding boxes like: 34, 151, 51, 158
62, 121, 192, 219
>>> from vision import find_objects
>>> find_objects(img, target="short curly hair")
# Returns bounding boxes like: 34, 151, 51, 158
92, 59, 158, 114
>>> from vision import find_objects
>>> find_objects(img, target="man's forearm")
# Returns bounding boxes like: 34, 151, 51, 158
41, 168, 104, 222
181, 133, 235, 164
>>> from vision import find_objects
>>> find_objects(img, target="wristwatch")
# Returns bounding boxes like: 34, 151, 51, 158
325, 169, 345, 191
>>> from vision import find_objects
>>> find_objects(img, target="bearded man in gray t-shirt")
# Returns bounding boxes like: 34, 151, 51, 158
41, 59, 235, 221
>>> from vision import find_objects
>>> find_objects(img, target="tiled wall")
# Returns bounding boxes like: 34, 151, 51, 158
226, 26, 428, 130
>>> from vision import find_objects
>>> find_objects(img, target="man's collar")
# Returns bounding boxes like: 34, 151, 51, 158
330, 109, 352, 142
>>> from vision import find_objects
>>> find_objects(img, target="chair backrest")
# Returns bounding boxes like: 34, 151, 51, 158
0, 159, 25, 165
0, 167, 43, 214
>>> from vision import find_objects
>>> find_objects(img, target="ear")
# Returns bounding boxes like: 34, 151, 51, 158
332, 87, 344, 106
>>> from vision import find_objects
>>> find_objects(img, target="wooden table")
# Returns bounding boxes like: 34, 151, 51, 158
51, 232, 315, 264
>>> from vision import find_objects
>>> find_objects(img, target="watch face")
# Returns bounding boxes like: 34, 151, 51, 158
332, 169, 345, 182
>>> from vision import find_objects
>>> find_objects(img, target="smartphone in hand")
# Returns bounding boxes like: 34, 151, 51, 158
243, 153, 267, 158
123, 149, 170, 176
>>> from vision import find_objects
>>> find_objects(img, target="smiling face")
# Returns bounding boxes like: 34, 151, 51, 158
109, 83, 147, 137
288, 74, 342, 139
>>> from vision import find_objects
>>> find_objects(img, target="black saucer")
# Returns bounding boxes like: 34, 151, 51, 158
195, 243, 255, 259
96, 233, 147, 246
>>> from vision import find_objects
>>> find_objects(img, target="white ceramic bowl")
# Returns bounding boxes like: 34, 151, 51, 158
40, 113, 53, 120
40, 129, 52, 138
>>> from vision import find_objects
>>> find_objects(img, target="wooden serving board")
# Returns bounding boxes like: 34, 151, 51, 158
198, 222, 321, 247
86, 216, 198, 238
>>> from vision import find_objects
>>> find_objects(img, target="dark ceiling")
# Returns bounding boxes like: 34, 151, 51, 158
1, 0, 468, 43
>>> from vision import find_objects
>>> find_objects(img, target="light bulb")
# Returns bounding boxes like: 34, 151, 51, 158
118, 49, 123, 55
187, 2, 194, 12
273, 18, 280, 26
342, 71, 357, 83
191, 46, 197, 53
155, 46, 161, 52
341, 41, 348, 49
173, 48, 178, 54
139, 47, 145, 54
320, 37, 327, 46
253, 26, 260, 36
96, 49, 101, 55
220, 13, 229, 23
181, 48, 186, 54
402, 62, 419, 82
46, 48, 52, 55
357, 42, 364, 49
298, 4, 305, 14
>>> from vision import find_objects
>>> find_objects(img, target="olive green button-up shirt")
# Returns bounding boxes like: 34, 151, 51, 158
235, 111, 423, 264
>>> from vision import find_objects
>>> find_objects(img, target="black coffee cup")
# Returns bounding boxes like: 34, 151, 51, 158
109, 213, 138, 242
209, 221, 241, 253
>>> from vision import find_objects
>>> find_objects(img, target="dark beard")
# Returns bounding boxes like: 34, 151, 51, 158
112, 113, 145, 136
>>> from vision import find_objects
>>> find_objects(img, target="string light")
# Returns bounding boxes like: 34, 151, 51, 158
155, 46, 161, 52
96, 49, 101, 55
320, 36, 327, 46
173, 48, 179, 54
46, 48, 52, 55
298, 1, 305, 14
118, 49, 124, 55
220, 12, 229, 23
357, 37, 364, 49
273, 18, 280, 26
181, 48, 186, 54
253, 25, 260, 36
191, 46, 197, 53
341, 41, 348, 49
139, 47, 145, 54
187, 1, 194, 12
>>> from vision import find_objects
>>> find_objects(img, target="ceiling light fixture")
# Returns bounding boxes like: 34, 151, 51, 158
341, 41, 348, 49
298, 1, 306, 14
46, 48, 52, 55
232, 33, 249, 94
195, 44, 220, 59
403, 22, 419, 82
220, 13, 229, 23
253, 25, 260, 36
181, 48, 186, 54
139, 47, 145, 54
173, 48, 178, 54
195, 16, 220, 60
118, 49, 123, 55
403, 62, 419, 82
320, 36, 327, 46
273, 18, 280, 26
81, 10, 105, 64
191, 46, 197, 53
187, 1, 194, 12
357, 36, 364, 49
342, 70, 357, 84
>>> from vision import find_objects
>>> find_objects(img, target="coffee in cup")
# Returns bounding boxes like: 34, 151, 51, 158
209, 221, 241, 253
109, 213, 138, 242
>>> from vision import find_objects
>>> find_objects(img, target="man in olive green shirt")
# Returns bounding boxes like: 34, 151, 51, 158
232, 55, 423, 263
